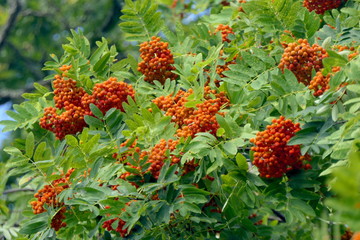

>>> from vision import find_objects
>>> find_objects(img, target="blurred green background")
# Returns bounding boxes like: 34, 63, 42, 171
0, 0, 127, 105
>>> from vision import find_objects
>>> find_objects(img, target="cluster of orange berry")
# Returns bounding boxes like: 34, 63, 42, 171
215, 59, 236, 79
53, 74, 86, 110
115, 140, 148, 186
153, 87, 229, 138
250, 116, 311, 178
102, 201, 137, 237
138, 36, 177, 84
81, 77, 135, 114
179, 95, 229, 138
203, 197, 221, 214
342, 231, 360, 240
308, 45, 358, 96
50, 207, 67, 231
215, 24, 234, 43
153, 89, 194, 126
213, 57, 236, 86
30, 169, 74, 231
238, 0, 246, 12
308, 66, 341, 97
147, 139, 181, 179
40, 106, 88, 140
182, 159, 199, 175
40, 70, 88, 139
114, 138, 198, 181
303, 0, 343, 15
102, 217, 128, 237
279, 39, 328, 85
220, 1, 230, 6
333, 45, 359, 60
40, 65, 135, 139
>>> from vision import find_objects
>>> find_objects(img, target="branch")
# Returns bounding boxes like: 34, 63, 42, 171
0, 79, 51, 103
21, 9, 52, 18
0, 0, 21, 50
3, 188, 34, 194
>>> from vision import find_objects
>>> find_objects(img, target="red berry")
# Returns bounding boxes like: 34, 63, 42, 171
303, 0, 344, 15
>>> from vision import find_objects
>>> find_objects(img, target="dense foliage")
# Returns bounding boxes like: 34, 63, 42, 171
1, 0, 360, 239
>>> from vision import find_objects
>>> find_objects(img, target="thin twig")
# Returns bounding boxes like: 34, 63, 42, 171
0, 0, 21, 50
272, 209, 286, 223
0, 79, 51, 102
3, 188, 34, 194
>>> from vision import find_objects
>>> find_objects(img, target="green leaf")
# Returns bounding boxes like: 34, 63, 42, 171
19, 214, 48, 234
25, 132, 35, 158
93, 52, 110, 73
4, 146, 22, 156
222, 141, 238, 156
120, 0, 164, 41
290, 199, 315, 217
83, 134, 100, 155
347, 84, 360, 94
34, 142, 47, 161
90, 41, 107, 65
236, 153, 248, 171
180, 185, 210, 196
85, 115, 104, 128
207, 157, 223, 174
33, 83, 50, 95
65, 135, 78, 147
323, 55, 347, 73
291, 189, 320, 200
67, 198, 92, 206
90, 103, 104, 119
288, 127, 318, 145
332, 104, 338, 121
320, 160, 347, 176
111, 58, 129, 72
181, 202, 201, 214
0, 120, 18, 132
